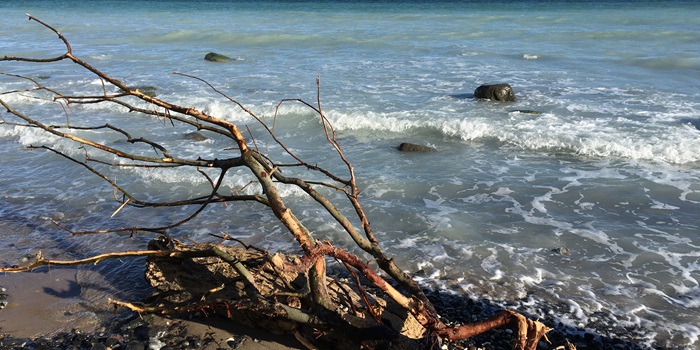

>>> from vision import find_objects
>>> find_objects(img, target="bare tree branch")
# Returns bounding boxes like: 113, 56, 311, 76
0, 16, 556, 349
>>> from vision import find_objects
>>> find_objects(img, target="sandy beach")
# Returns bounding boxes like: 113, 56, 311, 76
0, 266, 300, 349
0, 268, 302, 349
0, 266, 652, 350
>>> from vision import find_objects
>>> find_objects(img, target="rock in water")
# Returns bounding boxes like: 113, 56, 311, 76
510, 109, 541, 115
552, 247, 571, 255
398, 143, 437, 152
133, 85, 157, 97
204, 52, 232, 62
185, 132, 207, 142
474, 83, 516, 102
0, 287, 6, 310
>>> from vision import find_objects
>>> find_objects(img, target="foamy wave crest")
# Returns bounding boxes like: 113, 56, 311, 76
437, 117, 499, 140
88, 54, 112, 61
149, 29, 204, 43
0, 125, 62, 146
328, 110, 423, 132
0, 88, 55, 107
128, 166, 306, 198
328, 109, 503, 141
327, 107, 700, 164
571, 128, 700, 165
193, 98, 257, 123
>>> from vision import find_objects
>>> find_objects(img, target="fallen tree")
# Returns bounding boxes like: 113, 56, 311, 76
0, 15, 556, 350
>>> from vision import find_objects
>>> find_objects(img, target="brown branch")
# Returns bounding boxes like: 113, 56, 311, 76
1, 16, 556, 350
341, 260, 382, 324
0, 72, 77, 125
109, 297, 224, 316
107, 99, 232, 137
286, 243, 441, 330
0, 249, 211, 273
65, 167, 231, 235
32, 145, 251, 209
9, 15, 250, 153
110, 296, 326, 328
27, 14, 72, 54
0, 99, 207, 167
436, 309, 551, 350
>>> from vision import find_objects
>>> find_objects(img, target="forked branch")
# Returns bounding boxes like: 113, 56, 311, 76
0, 15, 554, 349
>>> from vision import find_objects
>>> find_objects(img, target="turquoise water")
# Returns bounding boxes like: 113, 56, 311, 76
1, 1, 700, 347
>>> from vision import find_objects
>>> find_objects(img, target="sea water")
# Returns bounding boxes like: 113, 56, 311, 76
1, 0, 699, 347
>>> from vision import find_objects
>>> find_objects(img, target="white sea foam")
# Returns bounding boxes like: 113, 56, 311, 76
2, 125, 62, 146
325, 102, 700, 165
395, 236, 420, 249
650, 199, 680, 210
88, 54, 112, 61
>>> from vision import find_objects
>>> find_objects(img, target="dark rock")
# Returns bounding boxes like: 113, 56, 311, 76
185, 132, 207, 142
147, 325, 166, 338
204, 52, 232, 62
681, 118, 700, 130
0, 338, 33, 348
397, 143, 437, 152
104, 336, 122, 348
122, 318, 146, 331
226, 336, 245, 349
474, 83, 516, 102
133, 325, 149, 340
126, 341, 146, 350
552, 247, 571, 255
91, 343, 108, 350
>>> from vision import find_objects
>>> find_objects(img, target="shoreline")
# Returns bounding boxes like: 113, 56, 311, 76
1, 312, 304, 350
0, 271, 657, 350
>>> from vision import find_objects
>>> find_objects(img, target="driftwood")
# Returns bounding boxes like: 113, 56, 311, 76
141, 236, 427, 349
0, 15, 556, 350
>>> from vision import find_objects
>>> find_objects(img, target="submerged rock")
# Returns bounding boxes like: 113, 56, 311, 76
474, 83, 516, 102
397, 143, 437, 152
681, 118, 700, 130
204, 52, 232, 62
184, 132, 208, 142
133, 85, 157, 97
510, 109, 541, 115
552, 247, 571, 256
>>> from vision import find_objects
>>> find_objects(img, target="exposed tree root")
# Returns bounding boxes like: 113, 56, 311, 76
0, 235, 552, 349
435, 309, 551, 350
138, 236, 551, 349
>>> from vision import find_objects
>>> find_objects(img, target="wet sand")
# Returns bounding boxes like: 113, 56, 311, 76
0, 268, 301, 349
0, 267, 651, 350
144, 314, 303, 350
0, 269, 101, 338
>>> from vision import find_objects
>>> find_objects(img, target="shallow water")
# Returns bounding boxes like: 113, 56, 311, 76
1, 0, 700, 347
